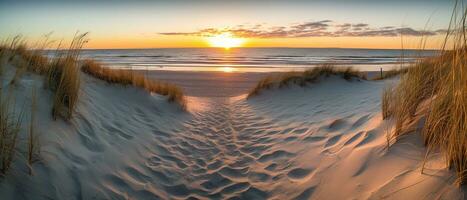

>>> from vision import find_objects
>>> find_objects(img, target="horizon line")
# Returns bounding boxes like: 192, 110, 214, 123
73, 47, 441, 51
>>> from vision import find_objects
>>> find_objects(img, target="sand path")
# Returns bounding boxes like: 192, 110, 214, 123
147, 97, 293, 199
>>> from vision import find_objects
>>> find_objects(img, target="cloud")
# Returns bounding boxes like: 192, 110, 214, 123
353, 23, 369, 28
159, 20, 444, 38
292, 20, 332, 30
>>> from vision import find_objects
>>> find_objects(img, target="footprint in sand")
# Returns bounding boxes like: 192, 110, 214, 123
324, 134, 342, 148
248, 171, 272, 182
287, 168, 315, 181
257, 150, 295, 163
293, 186, 317, 200
303, 136, 327, 143
327, 118, 347, 131
344, 131, 365, 146
351, 114, 371, 128
265, 163, 278, 171
355, 130, 376, 147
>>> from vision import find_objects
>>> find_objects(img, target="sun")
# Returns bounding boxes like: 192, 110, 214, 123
207, 32, 245, 49
219, 67, 235, 72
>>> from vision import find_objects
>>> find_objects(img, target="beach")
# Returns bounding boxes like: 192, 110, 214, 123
1, 0, 466, 199
138, 70, 391, 97
140, 70, 275, 97
0, 56, 463, 199
78, 47, 433, 97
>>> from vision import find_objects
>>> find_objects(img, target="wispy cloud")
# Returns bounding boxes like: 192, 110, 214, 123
160, 20, 445, 38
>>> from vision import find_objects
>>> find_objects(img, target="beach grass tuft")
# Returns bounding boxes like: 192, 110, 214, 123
383, 4, 467, 185
47, 33, 87, 120
81, 59, 186, 108
0, 89, 23, 175
381, 84, 395, 120
2, 33, 87, 120
248, 64, 366, 98
372, 67, 409, 80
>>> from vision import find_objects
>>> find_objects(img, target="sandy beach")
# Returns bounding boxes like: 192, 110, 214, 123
140, 70, 277, 97
135, 70, 386, 97
0, 58, 463, 199
1, 0, 466, 199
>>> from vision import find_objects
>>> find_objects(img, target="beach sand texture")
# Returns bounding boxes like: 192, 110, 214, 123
0, 61, 464, 199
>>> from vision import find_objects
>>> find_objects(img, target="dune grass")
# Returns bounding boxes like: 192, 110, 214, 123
43, 34, 86, 120
0, 89, 23, 175
372, 67, 409, 80
81, 59, 186, 108
0, 34, 85, 176
248, 65, 366, 98
1, 34, 51, 74
9, 60, 27, 86
383, 4, 467, 185
381, 84, 396, 120
1, 34, 87, 120
48, 57, 82, 120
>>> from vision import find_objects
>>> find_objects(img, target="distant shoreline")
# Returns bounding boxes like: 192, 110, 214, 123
132, 69, 386, 97
76, 47, 443, 51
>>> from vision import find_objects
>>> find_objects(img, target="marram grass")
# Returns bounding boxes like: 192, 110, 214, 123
383, 5, 467, 185
248, 64, 366, 98
81, 59, 186, 109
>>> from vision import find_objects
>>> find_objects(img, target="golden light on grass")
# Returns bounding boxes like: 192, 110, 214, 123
207, 32, 245, 49
247, 65, 366, 98
382, 2, 467, 185
81, 60, 186, 109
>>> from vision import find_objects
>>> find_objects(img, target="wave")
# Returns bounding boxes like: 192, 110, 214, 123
77, 48, 436, 72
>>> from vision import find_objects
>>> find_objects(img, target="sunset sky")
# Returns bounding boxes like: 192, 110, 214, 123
0, 0, 455, 49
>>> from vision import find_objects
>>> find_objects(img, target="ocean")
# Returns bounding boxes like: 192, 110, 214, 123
77, 48, 438, 73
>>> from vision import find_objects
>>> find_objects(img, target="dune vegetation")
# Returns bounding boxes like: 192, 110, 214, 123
382, 5, 467, 185
0, 33, 187, 177
248, 64, 366, 98
371, 67, 409, 81
1, 33, 186, 116
47, 35, 86, 120
0, 34, 87, 176
81, 59, 186, 108
0, 90, 23, 175
1, 33, 87, 120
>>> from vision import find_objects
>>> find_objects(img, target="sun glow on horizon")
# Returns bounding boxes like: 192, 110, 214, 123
207, 33, 245, 49
219, 67, 235, 72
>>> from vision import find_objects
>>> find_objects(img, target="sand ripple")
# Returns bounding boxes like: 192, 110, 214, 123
5, 75, 461, 200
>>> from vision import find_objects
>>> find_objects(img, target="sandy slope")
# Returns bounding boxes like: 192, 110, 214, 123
0, 62, 464, 199
246, 78, 464, 199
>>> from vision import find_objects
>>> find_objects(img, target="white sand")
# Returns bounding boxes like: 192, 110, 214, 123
0, 61, 464, 199
137, 70, 278, 97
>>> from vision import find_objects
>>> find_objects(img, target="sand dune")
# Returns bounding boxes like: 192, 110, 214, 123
0, 61, 464, 199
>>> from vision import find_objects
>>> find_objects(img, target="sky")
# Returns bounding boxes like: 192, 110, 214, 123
0, 0, 459, 49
